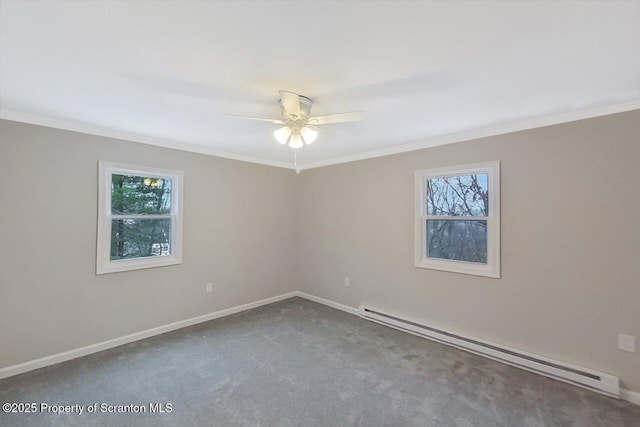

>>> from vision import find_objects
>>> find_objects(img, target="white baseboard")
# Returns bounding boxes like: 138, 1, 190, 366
0, 291, 297, 380
620, 388, 640, 406
293, 291, 360, 315
1, 289, 638, 407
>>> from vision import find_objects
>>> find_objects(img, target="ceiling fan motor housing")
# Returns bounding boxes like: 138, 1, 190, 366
280, 95, 313, 120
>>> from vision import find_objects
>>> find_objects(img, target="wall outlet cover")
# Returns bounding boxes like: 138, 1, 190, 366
618, 334, 635, 352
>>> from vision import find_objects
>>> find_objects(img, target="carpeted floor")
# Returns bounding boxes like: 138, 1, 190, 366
1, 297, 638, 426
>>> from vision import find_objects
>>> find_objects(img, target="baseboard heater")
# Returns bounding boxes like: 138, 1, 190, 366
358, 306, 620, 398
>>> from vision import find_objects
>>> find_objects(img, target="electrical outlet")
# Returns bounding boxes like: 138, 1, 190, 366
618, 334, 635, 352
344, 277, 350, 287
206, 283, 213, 293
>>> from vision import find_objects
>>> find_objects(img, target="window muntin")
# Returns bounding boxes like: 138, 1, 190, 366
97, 162, 183, 274
415, 162, 500, 278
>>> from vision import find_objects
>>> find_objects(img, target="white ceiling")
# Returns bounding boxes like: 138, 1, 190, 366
1, 1, 639, 170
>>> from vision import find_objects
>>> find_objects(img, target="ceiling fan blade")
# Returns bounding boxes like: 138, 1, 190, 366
223, 114, 285, 124
279, 90, 301, 118
308, 111, 365, 125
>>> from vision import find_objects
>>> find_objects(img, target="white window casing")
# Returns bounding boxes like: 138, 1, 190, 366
96, 161, 184, 275
414, 161, 500, 278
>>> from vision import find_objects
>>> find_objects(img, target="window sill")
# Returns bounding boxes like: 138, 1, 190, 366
96, 256, 182, 275
415, 258, 500, 278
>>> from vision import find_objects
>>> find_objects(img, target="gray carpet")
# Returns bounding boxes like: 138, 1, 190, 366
1, 297, 638, 427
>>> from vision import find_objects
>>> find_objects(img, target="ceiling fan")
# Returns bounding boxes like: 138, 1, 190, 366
224, 90, 364, 149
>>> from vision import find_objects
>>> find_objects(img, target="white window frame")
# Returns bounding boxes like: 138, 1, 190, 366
414, 161, 500, 278
96, 161, 184, 275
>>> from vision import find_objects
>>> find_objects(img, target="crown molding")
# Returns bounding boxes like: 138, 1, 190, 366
3, 100, 638, 173
297, 100, 640, 171
0, 109, 294, 170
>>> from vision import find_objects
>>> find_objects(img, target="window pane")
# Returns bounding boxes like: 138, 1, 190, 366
427, 174, 488, 216
427, 219, 487, 263
110, 219, 171, 260
111, 174, 172, 214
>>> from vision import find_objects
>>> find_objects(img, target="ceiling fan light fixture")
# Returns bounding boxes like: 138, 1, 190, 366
288, 132, 304, 149
226, 90, 364, 155
273, 126, 292, 144
300, 126, 318, 144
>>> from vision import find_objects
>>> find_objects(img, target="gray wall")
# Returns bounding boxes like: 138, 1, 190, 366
0, 120, 297, 368
295, 111, 640, 391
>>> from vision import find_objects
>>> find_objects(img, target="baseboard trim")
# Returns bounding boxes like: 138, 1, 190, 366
0, 291, 297, 380
293, 291, 360, 315
620, 388, 640, 406
2, 289, 638, 406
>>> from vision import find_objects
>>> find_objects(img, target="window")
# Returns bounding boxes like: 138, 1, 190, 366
97, 162, 183, 274
415, 161, 500, 278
